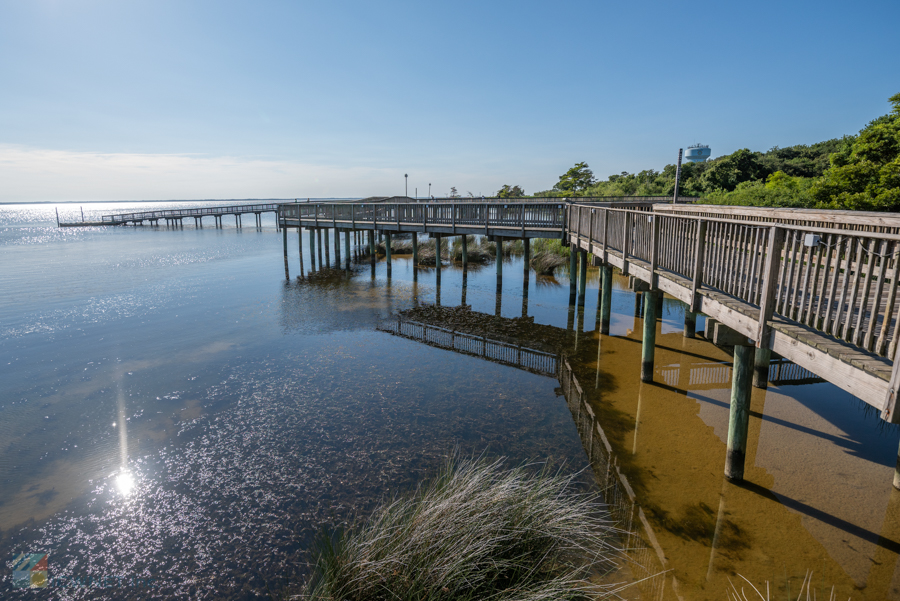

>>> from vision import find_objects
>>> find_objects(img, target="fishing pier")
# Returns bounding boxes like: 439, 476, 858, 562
98, 202, 280, 227
276, 199, 900, 487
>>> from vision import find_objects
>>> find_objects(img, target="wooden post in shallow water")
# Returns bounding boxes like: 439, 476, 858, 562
385, 232, 392, 278
523, 237, 530, 275
725, 344, 754, 481
317, 229, 324, 270
753, 348, 771, 389
308, 228, 316, 272
641, 290, 659, 382
324, 228, 330, 268
412, 232, 418, 275
282, 226, 289, 280
461, 235, 468, 267
435, 234, 442, 283
577, 250, 587, 307
569, 247, 577, 305
344, 230, 351, 270
600, 264, 612, 335
684, 310, 697, 338
298, 228, 304, 276
495, 236, 503, 281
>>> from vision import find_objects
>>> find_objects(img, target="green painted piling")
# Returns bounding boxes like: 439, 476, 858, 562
726, 344, 754, 480
641, 290, 659, 382
753, 348, 771, 389
600, 265, 612, 335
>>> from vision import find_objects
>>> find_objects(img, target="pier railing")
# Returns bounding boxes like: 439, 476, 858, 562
280, 202, 569, 234
568, 202, 900, 417
101, 203, 280, 224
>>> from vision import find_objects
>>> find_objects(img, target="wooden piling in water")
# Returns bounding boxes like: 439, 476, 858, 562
495, 236, 502, 280
753, 348, 771, 389
569, 248, 577, 305
523, 237, 530, 275
412, 232, 418, 268
461, 234, 468, 267
435, 234, 442, 283
726, 344, 754, 480
684, 310, 697, 338
298, 227, 304, 276
317, 229, 324, 270
385, 232, 392, 277
641, 290, 659, 382
600, 265, 612, 335
577, 250, 587, 307
282, 226, 289, 280
324, 228, 330, 267
308, 227, 316, 271
344, 229, 351, 270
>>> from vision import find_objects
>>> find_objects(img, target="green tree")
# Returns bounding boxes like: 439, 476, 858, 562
496, 184, 525, 198
699, 149, 770, 192
552, 162, 596, 196
809, 93, 900, 211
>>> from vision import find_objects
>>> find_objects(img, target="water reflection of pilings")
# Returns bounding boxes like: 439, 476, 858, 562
379, 317, 559, 377
559, 358, 668, 601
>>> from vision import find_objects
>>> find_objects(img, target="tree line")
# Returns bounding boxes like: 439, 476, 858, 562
507, 92, 899, 211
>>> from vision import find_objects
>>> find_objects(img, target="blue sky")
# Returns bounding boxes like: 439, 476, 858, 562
1, 0, 898, 201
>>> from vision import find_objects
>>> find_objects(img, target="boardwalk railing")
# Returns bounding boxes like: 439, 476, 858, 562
568, 203, 900, 419
101, 203, 280, 224
280, 202, 569, 238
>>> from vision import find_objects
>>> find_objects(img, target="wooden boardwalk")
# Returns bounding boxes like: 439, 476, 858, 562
99, 202, 280, 227
277, 198, 900, 485
566, 203, 900, 420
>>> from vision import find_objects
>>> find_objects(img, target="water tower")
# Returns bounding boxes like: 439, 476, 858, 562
685, 143, 711, 163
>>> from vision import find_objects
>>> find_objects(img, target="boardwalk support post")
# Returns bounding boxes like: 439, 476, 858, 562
753, 348, 771, 389
344, 229, 351, 270
462, 235, 468, 267
412, 232, 418, 268
282, 225, 289, 280
569, 248, 577, 304
578, 250, 587, 307
684, 311, 697, 338
641, 290, 659, 382
523, 237, 530, 275
600, 264, 612, 335
435, 234, 442, 283
495, 236, 503, 280
726, 344, 754, 481
385, 232, 392, 277
309, 227, 316, 271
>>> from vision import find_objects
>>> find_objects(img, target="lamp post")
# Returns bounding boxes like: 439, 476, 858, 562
428, 183, 431, 197
405, 174, 408, 198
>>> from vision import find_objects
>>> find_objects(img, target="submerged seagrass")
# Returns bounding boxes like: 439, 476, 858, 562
301, 456, 627, 601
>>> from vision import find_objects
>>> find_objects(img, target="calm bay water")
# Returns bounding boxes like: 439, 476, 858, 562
1, 202, 899, 599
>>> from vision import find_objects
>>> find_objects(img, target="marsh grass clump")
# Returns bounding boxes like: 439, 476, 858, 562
301, 457, 625, 601
415, 238, 449, 265
375, 239, 413, 255
448, 235, 492, 264
529, 238, 571, 275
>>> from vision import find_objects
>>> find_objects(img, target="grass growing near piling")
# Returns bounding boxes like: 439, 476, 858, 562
300, 457, 626, 601
530, 238, 571, 275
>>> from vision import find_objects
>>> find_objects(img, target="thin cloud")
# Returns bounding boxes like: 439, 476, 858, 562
0, 145, 403, 201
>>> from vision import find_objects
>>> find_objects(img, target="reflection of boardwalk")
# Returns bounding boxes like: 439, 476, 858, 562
657, 358, 824, 389
378, 318, 559, 377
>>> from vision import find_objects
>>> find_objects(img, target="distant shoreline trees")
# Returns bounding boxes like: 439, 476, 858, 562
529, 92, 899, 211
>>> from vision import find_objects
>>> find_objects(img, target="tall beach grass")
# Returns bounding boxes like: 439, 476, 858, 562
299, 457, 628, 601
